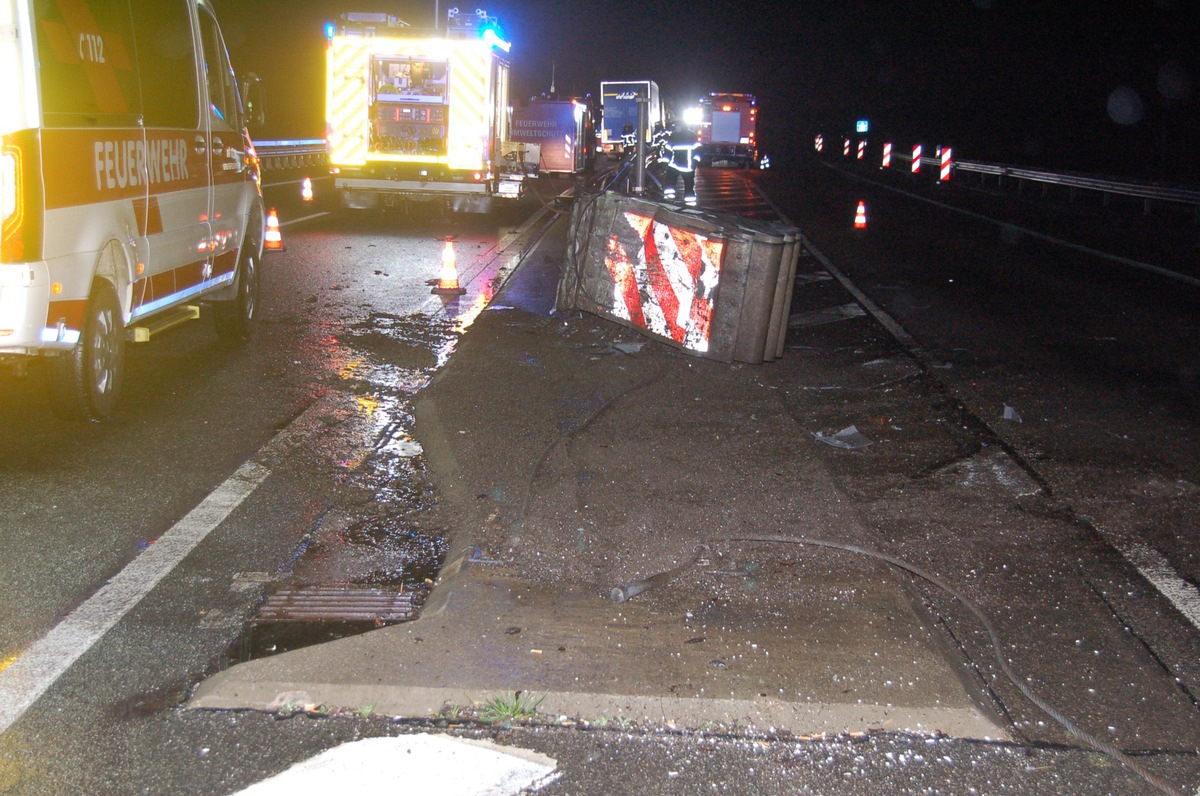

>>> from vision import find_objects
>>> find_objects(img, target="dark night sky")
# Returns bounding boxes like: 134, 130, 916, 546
212, 0, 1199, 180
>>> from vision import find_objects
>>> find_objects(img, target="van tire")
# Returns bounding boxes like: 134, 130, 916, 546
49, 281, 125, 421
213, 250, 259, 343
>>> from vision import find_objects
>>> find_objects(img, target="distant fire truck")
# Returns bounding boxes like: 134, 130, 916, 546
325, 9, 535, 213
695, 93, 758, 168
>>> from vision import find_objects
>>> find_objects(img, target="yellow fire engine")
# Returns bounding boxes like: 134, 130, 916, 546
326, 9, 533, 214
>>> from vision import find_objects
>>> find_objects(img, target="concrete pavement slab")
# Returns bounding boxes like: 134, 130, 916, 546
189, 204, 1007, 743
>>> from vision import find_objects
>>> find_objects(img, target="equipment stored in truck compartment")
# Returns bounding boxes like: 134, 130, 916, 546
511, 98, 594, 174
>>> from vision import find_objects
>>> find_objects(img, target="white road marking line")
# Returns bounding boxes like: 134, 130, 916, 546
278, 212, 329, 227
804, 235, 1200, 635
0, 462, 270, 734
232, 735, 559, 795
1118, 539, 1200, 630
0, 199, 528, 730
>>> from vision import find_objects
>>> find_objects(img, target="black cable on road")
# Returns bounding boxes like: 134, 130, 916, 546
611, 534, 1188, 796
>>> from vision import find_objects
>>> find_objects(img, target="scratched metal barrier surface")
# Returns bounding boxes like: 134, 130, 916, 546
556, 191, 800, 365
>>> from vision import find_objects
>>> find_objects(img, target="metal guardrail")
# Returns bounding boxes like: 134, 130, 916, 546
262, 135, 1200, 213
954, 159, 1200, 210
881, 150, 1200, 213
252, 138, 326, 172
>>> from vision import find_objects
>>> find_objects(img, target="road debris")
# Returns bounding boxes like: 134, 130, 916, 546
813, 425, 873, 450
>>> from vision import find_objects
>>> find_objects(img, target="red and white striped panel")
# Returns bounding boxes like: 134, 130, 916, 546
603, 212, 725, 353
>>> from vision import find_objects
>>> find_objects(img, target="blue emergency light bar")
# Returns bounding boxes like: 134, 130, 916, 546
446, 8, 509, 50
482, 26, 511, 51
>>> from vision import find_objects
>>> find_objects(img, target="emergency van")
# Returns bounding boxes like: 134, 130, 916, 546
1, 0, 266, 420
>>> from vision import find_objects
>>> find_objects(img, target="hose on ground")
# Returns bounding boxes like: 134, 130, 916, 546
514, 365, 665, 534
611, 545, 707, 603
611, 534, 1186, 796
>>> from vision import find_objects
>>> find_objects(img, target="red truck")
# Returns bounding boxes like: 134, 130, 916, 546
696, 93, 758, 169
510, 98, 595, 174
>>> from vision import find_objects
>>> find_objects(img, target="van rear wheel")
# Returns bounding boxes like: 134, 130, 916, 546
48, 281, 125, 421
213, 250, 259, 343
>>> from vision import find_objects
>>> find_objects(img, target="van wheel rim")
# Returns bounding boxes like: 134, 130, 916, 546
90, 305, 118, 396
242, 255, 257, 320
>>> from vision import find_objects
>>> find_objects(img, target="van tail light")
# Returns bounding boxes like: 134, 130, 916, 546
2, 130, 43, 264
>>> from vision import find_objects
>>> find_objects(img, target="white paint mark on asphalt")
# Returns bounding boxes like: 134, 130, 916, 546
232, 735, 559, 795
0, 198, 554, 734
1119, 540, 1200, 630
0, 462, 270, 734
278, 211, 329, 227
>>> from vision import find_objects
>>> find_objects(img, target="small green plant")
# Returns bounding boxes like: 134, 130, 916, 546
277, 698, 302, 715
355, 704, 376, 719
479, 691, 544, 724
439, 703, 465, 720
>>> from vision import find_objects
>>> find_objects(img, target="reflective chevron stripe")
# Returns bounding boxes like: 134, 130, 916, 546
447, 42, 490, 171
603, 211, 724, 353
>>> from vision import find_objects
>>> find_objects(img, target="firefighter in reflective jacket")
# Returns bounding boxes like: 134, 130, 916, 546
662, 122, 701, 203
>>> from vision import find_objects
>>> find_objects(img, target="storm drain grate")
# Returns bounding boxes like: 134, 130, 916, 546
256, 586, 417, 623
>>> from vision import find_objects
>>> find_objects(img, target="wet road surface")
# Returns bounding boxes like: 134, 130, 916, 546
0, 175, 566, 790
0, 160, 1197, 794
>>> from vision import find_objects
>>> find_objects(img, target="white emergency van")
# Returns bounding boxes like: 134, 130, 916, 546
0, 0, 266, 419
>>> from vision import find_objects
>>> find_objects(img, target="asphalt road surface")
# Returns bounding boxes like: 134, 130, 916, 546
0, 158, 1197, 794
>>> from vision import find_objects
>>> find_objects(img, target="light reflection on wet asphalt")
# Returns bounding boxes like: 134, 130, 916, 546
236, 216, 523, 661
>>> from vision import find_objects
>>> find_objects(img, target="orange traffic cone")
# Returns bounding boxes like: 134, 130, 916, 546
853, 200, 867, 230
431, 237, 466, 296
300, 177, 314, 202
264, 208, 283, 251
